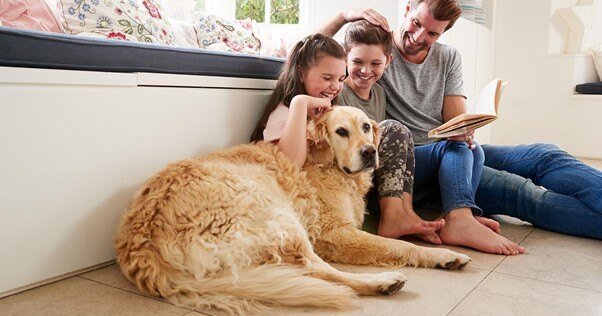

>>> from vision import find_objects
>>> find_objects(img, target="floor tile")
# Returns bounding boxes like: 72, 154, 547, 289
450, 272, 602, 316
266, 264, 489, 316
78, 264, 152, 299
407, 215, 534, 271
494, 228, 602, 291
0, 277, 191, 316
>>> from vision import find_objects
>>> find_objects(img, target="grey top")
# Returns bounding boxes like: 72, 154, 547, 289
337, 82, 386, 122
378, 42, 466, 145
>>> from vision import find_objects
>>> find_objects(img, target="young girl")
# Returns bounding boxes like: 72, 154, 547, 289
250, 33, 347, 168
337, 20, 446, 243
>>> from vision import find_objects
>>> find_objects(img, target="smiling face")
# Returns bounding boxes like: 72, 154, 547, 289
398, 2, 449, 61
346, 44, 391, 95
300, 55, 347, 101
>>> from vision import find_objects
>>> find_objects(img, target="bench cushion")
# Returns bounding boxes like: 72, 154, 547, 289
575, 82, 602, 95
0, 26, 284, 79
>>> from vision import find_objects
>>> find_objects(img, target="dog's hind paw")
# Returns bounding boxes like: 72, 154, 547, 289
377, 279, 406, 295
369, 271, 407, 295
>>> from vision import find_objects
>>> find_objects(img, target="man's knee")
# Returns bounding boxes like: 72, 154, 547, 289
527, 143, 568, 161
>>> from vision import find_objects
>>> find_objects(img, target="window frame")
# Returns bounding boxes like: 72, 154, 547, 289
205, 0, 309, 28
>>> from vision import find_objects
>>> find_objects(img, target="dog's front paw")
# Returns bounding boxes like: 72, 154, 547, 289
375, 271, 407, 295
432, 249, 471, 270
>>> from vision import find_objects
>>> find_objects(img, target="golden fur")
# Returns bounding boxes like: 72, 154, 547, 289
114, 107, 471, 314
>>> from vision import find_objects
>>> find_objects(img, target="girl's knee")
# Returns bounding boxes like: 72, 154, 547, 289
379, 120, 412, 139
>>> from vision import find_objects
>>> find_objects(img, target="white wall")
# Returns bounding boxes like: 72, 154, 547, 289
307, 0, 402, 37
0, 68, 274, 296
492, 0, 602, 158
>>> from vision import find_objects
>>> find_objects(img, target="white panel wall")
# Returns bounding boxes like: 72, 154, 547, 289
492, 0, 602, 158
0, 69, 272, 295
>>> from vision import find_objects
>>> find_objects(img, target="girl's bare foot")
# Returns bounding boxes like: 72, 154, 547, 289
378, 213, 444, 239
475, 216, 501, 234
414, 232, 443, 245
439, 209, 525, 255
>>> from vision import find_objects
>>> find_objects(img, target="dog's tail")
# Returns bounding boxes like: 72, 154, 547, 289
163, 264, 358, 314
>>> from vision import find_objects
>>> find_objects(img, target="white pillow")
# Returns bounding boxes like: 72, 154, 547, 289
169, 18, 199, 48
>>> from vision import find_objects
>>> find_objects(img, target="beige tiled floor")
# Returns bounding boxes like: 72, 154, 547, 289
1, 160, 601, 316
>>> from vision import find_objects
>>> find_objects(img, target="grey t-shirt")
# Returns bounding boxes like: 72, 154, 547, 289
378, 42, 466, 145
337, 82, 386, 122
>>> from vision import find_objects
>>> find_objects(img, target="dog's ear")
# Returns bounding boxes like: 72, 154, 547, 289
370, 119, 381, 168
371, 119, 381, 149
306, 119, 335, 166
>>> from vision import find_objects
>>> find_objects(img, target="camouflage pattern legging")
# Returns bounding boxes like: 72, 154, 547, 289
375, 120, 415, 198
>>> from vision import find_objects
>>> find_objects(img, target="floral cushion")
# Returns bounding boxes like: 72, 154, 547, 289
194, 14, 260, 55
57, 0, 176, 45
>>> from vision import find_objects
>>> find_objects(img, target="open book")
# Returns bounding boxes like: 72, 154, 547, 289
428, 78, 506, 138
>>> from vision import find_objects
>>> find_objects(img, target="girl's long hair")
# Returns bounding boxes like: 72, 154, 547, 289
249, 33, 346, 142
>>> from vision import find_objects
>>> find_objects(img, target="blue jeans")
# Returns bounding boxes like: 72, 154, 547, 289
414, 140, 485, 216
476, 143, 602, 239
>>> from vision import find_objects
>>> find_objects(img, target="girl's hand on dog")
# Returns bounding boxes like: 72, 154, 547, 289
292, 95, 332, 120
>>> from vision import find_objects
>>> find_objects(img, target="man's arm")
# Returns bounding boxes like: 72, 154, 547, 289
442, 95, 467, 122
442, 95, 475, 147
313, 8, 391, 37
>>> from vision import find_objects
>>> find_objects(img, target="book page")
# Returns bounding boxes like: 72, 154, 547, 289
467, 79, 503, 115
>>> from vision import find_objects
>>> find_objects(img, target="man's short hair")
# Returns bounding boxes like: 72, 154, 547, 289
411, 0, 462, 31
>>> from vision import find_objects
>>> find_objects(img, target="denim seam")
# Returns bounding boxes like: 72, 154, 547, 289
493, 156, 602, 179
442, 202, 483, 216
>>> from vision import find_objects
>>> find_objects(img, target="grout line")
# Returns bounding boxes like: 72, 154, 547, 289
76, 275, 191, 310
446, 268, 495, 315
489, 271, 602, 294
446, 226, 534, 316
76, 275, 216, 315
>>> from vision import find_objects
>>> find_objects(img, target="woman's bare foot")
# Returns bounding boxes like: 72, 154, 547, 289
475, 216, 501, 234
439, 209, 525, 255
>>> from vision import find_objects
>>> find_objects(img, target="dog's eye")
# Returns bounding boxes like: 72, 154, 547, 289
335, 127, 348, 137
363, 123, 371, 133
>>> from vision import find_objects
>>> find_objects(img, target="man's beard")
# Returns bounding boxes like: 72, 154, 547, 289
400, 30, 427, 56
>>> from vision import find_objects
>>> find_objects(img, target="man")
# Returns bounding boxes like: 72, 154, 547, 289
316, 0, 602, 254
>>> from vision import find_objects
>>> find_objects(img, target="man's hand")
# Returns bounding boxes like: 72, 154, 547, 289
447, 130, 476, 150
342, 8, 390, 32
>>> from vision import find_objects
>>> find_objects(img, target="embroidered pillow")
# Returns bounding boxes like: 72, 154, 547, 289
58, 0, 175, 45
194, 14, 260, 55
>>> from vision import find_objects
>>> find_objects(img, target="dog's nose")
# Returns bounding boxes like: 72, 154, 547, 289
361, 145, 376, 159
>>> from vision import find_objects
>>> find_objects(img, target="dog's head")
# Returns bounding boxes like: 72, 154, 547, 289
307, 106, 380, 174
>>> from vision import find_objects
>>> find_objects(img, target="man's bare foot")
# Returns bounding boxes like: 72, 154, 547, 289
476, 216, 501, 234
378, 213, 445, 239
439, 209, 525, 255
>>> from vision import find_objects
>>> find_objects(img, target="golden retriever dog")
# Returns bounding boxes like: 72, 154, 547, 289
114, 106, 470, 314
